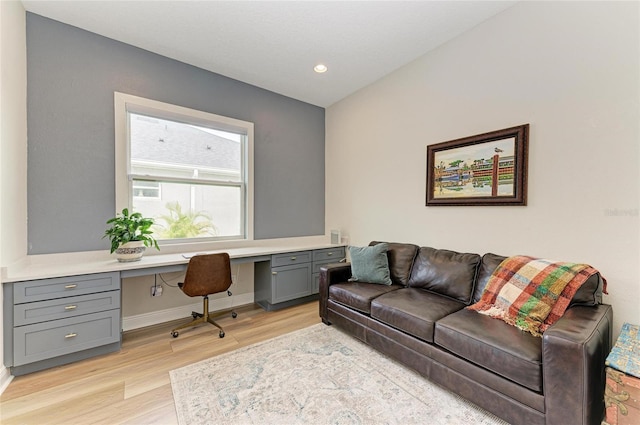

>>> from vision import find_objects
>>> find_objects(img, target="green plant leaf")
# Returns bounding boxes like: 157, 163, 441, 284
103, 208, 159, 253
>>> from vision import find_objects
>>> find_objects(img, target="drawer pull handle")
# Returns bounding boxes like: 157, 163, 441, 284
64, 284, 78, 289
327, 252, 333, 256
65, 333, 77, 339
290, 257, 297, 261
65, 305, 77, 310
272, 272, 277, 275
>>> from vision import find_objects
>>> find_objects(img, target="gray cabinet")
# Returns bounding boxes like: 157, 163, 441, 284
312, 247, 345, 293
3, 272, 122, 376
255, 247, 345, 310
271, 262, 313, 303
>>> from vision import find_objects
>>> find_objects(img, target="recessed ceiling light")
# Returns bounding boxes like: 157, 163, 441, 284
314, 64, 328, 73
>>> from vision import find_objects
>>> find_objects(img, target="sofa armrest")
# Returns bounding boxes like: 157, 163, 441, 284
319, 262, 352, 324
542, 304, 613, 425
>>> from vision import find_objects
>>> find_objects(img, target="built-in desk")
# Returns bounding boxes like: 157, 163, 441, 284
2, 240, 345, 376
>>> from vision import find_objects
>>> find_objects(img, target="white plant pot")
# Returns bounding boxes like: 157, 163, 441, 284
115, 241, 146, 262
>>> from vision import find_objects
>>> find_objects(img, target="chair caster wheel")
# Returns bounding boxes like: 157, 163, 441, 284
232, 312, 238, 319
219, 331, 225, 338
171, 331, 179, 338
192, 312, 199, 319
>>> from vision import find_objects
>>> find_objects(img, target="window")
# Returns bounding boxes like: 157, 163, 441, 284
133, 181, 160, 199
115, 93, 254, 245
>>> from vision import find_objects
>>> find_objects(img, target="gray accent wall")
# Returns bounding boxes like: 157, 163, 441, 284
26, 13, 325, 254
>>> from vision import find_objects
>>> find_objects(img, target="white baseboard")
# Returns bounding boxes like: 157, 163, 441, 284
122, 292, 254, 331
0, 365, 14, 395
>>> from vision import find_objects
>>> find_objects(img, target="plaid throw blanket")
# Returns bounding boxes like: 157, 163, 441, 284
468, 256, 598, 337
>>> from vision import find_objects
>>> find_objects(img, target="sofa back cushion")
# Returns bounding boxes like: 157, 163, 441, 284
473, 253, 604, 306
473, 253, 506, 304
370, 241, 419, 286
570, 273, 604, 306
407, 247, 480, 304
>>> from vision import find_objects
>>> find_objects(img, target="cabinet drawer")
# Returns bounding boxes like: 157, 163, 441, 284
14, 291, 120, 326
271, 251, 312, 267
313, 247, 345, 262
312, 259, 345, 274
14, 272, 120, 303
13, 310, 121, 366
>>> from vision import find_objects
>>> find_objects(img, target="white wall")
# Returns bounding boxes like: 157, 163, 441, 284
0, 0, 28, 392
326, 1, 640, 336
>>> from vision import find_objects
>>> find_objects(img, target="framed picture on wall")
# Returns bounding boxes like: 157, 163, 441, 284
426, 124, 529, 206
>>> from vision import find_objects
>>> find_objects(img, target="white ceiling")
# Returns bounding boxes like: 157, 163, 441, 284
21, 1, 516, 107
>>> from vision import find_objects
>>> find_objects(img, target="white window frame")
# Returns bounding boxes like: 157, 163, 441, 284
114, 92, 254, 245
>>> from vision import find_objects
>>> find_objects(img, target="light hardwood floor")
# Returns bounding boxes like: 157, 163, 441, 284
0, 301, 321, 425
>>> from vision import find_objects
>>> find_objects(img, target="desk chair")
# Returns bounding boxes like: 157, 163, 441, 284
170, 253, 237, 338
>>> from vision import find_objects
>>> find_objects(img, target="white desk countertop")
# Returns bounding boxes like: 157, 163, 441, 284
2, 238, 346, 283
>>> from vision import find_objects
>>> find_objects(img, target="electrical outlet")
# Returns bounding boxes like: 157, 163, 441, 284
151, 285, 163, 297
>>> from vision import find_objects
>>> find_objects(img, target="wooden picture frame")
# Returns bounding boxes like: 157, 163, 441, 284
426, 124, 529, 206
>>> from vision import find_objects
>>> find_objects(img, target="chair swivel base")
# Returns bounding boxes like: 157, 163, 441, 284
170, 295, 237, 338
171, 314, 226, 338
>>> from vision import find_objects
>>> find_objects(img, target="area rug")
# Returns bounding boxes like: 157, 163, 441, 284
170, 324, 509, 425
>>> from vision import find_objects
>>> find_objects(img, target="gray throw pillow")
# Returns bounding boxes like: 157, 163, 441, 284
349, 243, 392, 285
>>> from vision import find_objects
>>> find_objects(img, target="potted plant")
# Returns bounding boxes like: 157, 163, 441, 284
103, 208, 160, 262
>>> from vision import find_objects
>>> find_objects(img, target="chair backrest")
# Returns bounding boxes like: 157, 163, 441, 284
180, 253, 232, 297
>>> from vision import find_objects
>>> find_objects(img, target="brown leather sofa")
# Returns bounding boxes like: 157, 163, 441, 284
319, 242, 613, 425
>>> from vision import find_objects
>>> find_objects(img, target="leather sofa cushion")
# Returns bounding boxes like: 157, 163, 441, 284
329, 282, 403, 314
370, 241, 419, 286
472, 253, 506, 304
371, 288, 465, 343
435, 308, 543, 392
568, 273, 604, 306
407, 247, 480, 304
473, 253, 604, 307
